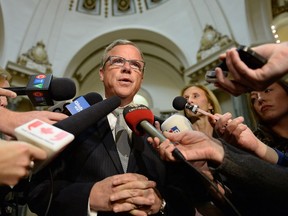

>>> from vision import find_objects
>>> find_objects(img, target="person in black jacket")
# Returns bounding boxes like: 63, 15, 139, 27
27, 39, 196, 216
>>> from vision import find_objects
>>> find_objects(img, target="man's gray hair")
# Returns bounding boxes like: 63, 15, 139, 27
101, 39, 144, 66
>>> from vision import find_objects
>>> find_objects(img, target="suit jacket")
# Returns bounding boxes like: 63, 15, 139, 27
27, 116, 196, 216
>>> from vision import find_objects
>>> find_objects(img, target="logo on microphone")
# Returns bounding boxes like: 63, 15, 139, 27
33, 74, 47, 89
168, 126, 181, 133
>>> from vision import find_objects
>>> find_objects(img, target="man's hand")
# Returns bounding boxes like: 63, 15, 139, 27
89, 173, 162, 215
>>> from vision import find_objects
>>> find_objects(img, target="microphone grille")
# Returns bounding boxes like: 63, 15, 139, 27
83, 92, 103, 105
123, 104, 154, 135
172, 96, 187, 110
50, 78, 76, 101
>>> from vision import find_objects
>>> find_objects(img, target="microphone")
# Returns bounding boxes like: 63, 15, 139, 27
5, 74, 76, 106
161, 114, 193, 133
53, 95, 120, 137
123, 104, 186, 161
63, 92, 103, 115
173, 96, 218, 120
48, 92, 103, 115
172, 96, 198, 113
14, 95, 121, 172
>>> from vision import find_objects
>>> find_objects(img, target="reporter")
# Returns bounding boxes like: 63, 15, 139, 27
148, 130, 288, 215
214, 42, 288, 96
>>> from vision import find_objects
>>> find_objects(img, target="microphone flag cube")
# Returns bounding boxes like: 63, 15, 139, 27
14, 119, 74, 173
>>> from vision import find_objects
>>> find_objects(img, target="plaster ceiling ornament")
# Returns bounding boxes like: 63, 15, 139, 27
76, 0, 167, 16
118, 0, 130, 11
83, 0, 96, 10
17, 41, 52, 74
197, 25, 232, 61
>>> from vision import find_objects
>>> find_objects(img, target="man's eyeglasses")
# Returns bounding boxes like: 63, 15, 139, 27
103, 56, 145, 73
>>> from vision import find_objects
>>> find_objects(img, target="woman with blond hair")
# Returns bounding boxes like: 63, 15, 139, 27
181, 84, 222, 137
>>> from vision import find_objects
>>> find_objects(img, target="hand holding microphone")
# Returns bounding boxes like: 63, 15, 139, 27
173, 96, 219, 122
0, 140, 47, 186
123, 104, 186, 162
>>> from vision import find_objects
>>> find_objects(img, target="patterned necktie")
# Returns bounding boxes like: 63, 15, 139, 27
114, 109, 130, 172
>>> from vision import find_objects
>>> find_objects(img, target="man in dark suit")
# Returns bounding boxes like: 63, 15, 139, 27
27, 39, 197, 215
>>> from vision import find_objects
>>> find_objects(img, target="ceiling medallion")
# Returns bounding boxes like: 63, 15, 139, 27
76, 0, 168, 17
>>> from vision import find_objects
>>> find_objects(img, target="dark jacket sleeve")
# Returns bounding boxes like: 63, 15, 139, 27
214, 142, 288, 215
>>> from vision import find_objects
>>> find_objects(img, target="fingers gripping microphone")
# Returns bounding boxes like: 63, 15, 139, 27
15, 95, 121, 172
5, 74, 76, 106
123, 104, 186, 161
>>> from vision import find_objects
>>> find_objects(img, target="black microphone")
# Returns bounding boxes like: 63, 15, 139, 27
123, 104, 186, 162
173, 96, 219, 120
54, 95, 120, 137
172, 96, 198, 113
5, 74, 76, 106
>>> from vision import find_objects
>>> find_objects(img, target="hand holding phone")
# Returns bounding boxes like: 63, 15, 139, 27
205, 45, 267, 83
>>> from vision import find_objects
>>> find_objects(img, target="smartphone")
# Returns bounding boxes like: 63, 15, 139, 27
205, 45, 267, 83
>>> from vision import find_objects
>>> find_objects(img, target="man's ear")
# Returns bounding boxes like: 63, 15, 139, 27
99, 68, 104, 81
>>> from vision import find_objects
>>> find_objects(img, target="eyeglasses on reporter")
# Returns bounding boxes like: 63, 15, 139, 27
102, 56, 145, 73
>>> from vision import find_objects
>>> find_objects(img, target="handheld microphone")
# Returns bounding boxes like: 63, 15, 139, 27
161, 114, 193, 133
53, 95, 120, 137
123, 104, 186, 161
173, 96, 218, 120
173, 96, 198, 113
15, 95, 121, 172
5, 74, 76, 106
64, 92, 103, 115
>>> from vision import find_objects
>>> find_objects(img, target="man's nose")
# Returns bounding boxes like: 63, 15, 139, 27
121, 62, 132, 72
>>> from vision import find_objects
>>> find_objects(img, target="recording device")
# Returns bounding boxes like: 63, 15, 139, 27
161, 114, 193, 133
173, 96, 198, 113
15, 95, 121, 173
123, 104, 186, 161
172, 96, 218, 120
48, 92, 103, 115
54, 95, 120, 135
64, 92, 103, 115
5, 74, 76, 106
205, 45, 267, 83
